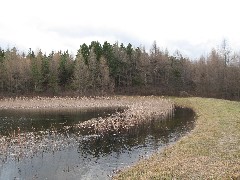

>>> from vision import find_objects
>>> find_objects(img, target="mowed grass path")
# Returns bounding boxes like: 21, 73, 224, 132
115, 97, 240, 179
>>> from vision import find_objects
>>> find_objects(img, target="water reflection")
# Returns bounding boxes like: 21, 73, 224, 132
0, 108, 120, 136
78, 107, 195, 158
0, 107, 195, 180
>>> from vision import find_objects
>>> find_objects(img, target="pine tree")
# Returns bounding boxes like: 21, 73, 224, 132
80, 43, 90, 65
72, 50, 90, 94
58, 51, 74, 90
49, 52, 60, 94
88, 48, 100, 92
30, 49, 43, 92
99, 56, 111, 94
90, 41, 103, 61
41, 54, 50, 91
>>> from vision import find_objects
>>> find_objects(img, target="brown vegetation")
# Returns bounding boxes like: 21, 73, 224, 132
0, 96, 173, 162
0, 40, 240, 100
74, 96, 174, 135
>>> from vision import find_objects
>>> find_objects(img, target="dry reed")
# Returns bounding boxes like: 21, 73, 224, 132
0, 96, 174, 162
74, 96, 174, 135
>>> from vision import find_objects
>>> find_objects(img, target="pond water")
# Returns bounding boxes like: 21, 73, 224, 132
0, 107, 195, 180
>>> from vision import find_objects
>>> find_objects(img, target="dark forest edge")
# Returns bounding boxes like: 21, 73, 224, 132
0, 40, 239, 100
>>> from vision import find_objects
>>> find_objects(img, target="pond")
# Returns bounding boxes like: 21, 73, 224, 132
0, 107, 195, 180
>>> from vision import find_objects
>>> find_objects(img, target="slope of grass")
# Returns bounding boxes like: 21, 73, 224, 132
115, 97, 240, 179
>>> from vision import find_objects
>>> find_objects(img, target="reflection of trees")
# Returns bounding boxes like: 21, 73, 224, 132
0, 107, 194, 166
0, 108, 118, 136
77, 108, 195, 158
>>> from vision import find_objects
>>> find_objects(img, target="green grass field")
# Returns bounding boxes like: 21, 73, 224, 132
114, 97, 240, 179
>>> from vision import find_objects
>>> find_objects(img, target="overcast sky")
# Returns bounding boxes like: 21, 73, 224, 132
0, 0, 239, 58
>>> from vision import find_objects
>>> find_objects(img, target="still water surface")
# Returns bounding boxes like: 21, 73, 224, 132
0, 107, 195, 180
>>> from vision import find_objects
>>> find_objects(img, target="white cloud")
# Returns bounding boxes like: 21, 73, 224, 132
0, 0, 240, 58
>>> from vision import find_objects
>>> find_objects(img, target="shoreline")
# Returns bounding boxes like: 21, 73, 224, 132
114, 97, 240, 179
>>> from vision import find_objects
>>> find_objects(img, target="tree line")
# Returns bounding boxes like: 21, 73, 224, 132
0, 40, 240, 100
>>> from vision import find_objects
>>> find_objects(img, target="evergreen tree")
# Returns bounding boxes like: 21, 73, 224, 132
58, 51, 74, 90
99, 56, 112, 93
90, 41, 102, 61
31, 50, 43, 92
49, 52, 60, 94
80, 43, 90, 65
41, 54, 50, 91
88, 48, 100, 92
72, 49, 90, 94
102, 41, 116, 79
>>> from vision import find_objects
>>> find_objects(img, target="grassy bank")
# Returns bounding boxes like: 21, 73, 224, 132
115, 97, 240, 179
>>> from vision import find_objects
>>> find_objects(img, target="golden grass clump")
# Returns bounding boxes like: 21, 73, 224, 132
74, 96, 174, 135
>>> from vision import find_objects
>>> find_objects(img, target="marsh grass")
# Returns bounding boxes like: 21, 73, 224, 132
0, 96, 174, 136
114, 97, 240, 179
74, 96, 174, 135
0, 96, 174, 163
